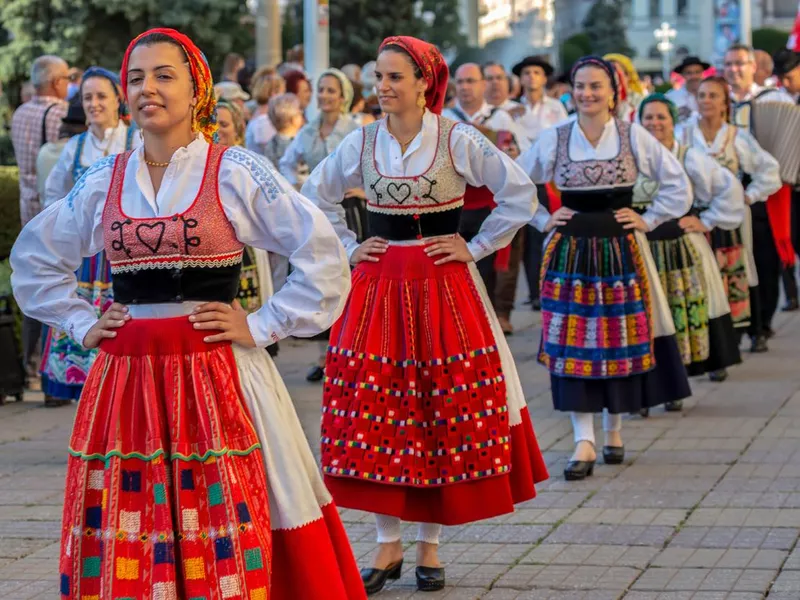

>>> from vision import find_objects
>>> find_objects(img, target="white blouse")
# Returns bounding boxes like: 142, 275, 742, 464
44, 122, 140, 208
676, 122, 782, 204
518, 118, 692, 232
10, 137, 351, 349
676, 142, 745, 231
517, 95, 569, 146
442, 101, 531, 151
301, 110, 537, 262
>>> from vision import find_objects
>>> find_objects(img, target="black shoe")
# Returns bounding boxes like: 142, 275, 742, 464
764, 328, 776, 339
416, 566, 445, 592
602, 445, 625, 465
564, 459, 595, 480
639, 407, 650, 418
361, 560, 403, 595
783, 297, 799, 312
750, 335, 769, 353
306, 365, 325, 382
664, 400, 683, 412
709, 368, 728, 382
531, 298, 541, 311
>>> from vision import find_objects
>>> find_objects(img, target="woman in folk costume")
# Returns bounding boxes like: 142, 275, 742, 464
676, 76, 782, 353
303, 36, 549, 595
636, 94, 744, 402
604, 54, 646, 122
11, 29, 365, 600
39, 67, 138, 403
518, 57, 693, 481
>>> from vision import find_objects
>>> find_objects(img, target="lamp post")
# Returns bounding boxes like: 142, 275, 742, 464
654, 21, 677, 82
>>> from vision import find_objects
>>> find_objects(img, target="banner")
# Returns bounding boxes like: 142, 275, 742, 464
713, 0, 742, 63
789, 1, 800, 51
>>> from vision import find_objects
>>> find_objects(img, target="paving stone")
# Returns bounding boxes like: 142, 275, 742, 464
667, 526, 800, 550
544, 524, 673, 546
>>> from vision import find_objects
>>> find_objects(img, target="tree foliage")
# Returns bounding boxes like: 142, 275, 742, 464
752, 28, 790, 57
419, 0, 466, 55
0, 0, 254, 85
582, 0, 634, 58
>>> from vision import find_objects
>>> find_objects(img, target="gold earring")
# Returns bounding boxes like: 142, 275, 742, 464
417, 94, 426, 109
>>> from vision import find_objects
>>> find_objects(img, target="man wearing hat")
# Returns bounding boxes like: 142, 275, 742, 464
666, 56, 710, 123
774, 48, 800, 311
512, 55, 568, 147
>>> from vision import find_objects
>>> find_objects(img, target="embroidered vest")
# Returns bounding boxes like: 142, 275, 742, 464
102, 144, 244, 305
360, 116, 467, 240
72, 126, 136, 182
632, 144, 689, 211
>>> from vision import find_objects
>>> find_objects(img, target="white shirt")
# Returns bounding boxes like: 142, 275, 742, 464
10, 137, 351, 349
245, 113, 277, 156
676, 122, 782, 205
517, 95, 569, 146
518, 118, 692, 232
731, 82, 796, 128
301, 110, 537, 263
665, 86, 699, 123
44, 122, 139, 208
442, 101, 531, 151
675, 142, 745, 231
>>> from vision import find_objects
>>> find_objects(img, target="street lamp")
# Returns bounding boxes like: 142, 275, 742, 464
654, 21, 676, 82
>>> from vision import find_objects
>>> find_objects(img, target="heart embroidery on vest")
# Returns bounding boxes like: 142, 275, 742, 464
136, 222, 166, 254
583, 165, 604, 185
386, 182, 412, 204
641, 179, 659, 199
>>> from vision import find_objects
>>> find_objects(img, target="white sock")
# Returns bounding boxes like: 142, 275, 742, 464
570, 411, 595, 445
416, 523, 442, 545
603, 410, 622, 433
375, 514, 402, 544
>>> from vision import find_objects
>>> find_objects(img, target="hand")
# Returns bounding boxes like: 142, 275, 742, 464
544, 206, 576, 232
424, 234, 474, 266
83, 302, 130, 349
678, 215, 709, 233
189, 300, 256, 347
744, 194, 753, 205
614, 208, 648, 232
344, 188, 367, 200
351, 236, 389, 264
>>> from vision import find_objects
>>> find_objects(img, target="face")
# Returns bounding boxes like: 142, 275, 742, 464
572, 65, 614, 117
724, 49, 755, 89
126, 42, 196, 136
296, 79, 312, 109
697, 80, 728, 120
317, 75, 343, 114
375, 50, 427, 115
455, 64, 485, 108
215, 106, 238, 146
51, 64, 71, 100
484, 64, 508, 104
520, 65, 547, 94
641, 102, 674, 145
82, 77, 120, 128
682, 65, 705, 93
781, 66, 800, 95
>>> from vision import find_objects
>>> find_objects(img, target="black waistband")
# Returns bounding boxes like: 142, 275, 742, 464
646, 219, 684, 241
560, 186, 634, 212
557, 212, 626, 237
112, 265, 242, 305
367, 208, 462, 241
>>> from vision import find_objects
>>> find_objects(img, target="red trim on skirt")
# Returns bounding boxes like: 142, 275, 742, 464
325, 407, 544, 525
271, 503, 366, 600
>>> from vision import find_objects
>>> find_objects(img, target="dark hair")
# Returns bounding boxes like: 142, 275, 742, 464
283, 69, 310, 95
726, 43, 754, 59
699, 75, 732, 120
351, 80, 364, 100
237, 58, 256, 93
379, 44, 424, 79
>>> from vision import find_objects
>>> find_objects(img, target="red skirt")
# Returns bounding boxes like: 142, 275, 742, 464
321, 245, 548, 525
60, 318, 272, 600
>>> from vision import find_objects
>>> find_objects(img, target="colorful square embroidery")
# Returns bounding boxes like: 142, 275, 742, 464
180, 469, 194, 490
250, 589, 267, 600
215, 537, 233, 560
244, 548, 263, 571
88, 470, 104, 490
182, 508, 200, 531
208, 483, 223, 506
119, 510, 140, 533
220, 575, 241, 599
185, 557, 205, 580
82, 556, 101, 577
153, 483, 167, 505
153, 582, 177, 600
121, 470, 141, 492
115, 557, 139, 580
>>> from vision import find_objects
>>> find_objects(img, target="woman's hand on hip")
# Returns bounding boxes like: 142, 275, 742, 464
190, 301, 256, 347
614, 208, 648, 232
544, 207, 576, 232
424, 234, 474, 265
351, 237, 389, 264
83, 302, 130, 349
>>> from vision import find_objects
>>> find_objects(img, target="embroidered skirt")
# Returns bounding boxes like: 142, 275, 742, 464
540, 214, 691, 413
711, 227, 751, 328
60, 318, 272, 600
320, 244, 548, 525
41, 252, 112, 399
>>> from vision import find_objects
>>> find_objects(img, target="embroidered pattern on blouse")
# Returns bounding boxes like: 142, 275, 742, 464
223, 147, 283, 203
453, 123, 496, 158
632, 144, 690, 210
110, 250, 244, 274
554, 119, 638, 190
66, 156, 116, 211
361, 116, 467, 216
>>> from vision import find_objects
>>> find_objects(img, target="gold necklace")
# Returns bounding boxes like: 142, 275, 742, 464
144, 158, 170, 168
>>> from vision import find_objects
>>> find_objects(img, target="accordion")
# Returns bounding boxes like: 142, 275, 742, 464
734, 97, 800, 185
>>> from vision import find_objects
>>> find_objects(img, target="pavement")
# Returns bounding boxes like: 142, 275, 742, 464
1, 304, 800, 600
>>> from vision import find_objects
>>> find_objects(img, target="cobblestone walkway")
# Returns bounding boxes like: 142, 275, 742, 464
1, 308, 798, 599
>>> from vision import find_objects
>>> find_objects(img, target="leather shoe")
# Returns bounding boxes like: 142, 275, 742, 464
764, 328, 776, 339
709, 368, 728, 382
602, 445, 625, 465
564, 459, 595, 480
415, 566, 445, 592
531, 298, 542, 311
498, 315, 514, 335
665, 400, 683, 412
783, 297, 799, 311
750, 335, 768, 353
361, 560, 403, 595
306, 365, 325, 382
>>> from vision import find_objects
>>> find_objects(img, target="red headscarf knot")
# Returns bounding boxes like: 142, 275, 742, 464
121, 28, 218, 143
379, 36, 448, 115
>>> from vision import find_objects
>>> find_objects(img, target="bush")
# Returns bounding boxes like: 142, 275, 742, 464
655, 82, 673, 94
564, 33, 592, 56
752, 28, 790, 57
0, 166, 20, 260
0, 134, 16, 166
561, 42, 586, 73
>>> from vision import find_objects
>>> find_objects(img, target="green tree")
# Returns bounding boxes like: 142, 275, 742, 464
565, 33, 592, 56
582, 0, 634, 57
560, 42, 585, 72
329, 0, 423, 67
752, 27, 790, 57
419, 0, 465, 55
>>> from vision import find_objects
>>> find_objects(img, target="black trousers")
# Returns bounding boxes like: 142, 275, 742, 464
522, 184, 549, 302
750, 202, 781, 334
459, 207, 496, 305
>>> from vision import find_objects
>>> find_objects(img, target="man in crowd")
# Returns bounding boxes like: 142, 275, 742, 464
10, 54, 69, 397
220, 52, 245, 84
484, 62, 521, 113
754, 49, 777, 87
666, 56, 710, 122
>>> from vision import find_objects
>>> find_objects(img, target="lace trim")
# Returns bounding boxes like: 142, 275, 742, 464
110, 253, 243, 273
366, 198, 464, 216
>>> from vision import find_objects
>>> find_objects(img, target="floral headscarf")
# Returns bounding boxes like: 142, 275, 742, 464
604, 53, 645, 96
379, 36, 448, 114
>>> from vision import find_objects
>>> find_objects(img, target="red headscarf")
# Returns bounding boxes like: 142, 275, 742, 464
121, 28, 218, 143
379, 36, 448, 114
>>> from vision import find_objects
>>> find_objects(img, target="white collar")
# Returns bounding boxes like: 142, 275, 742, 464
378, 109, 436, 158
133, 134, 208, 212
